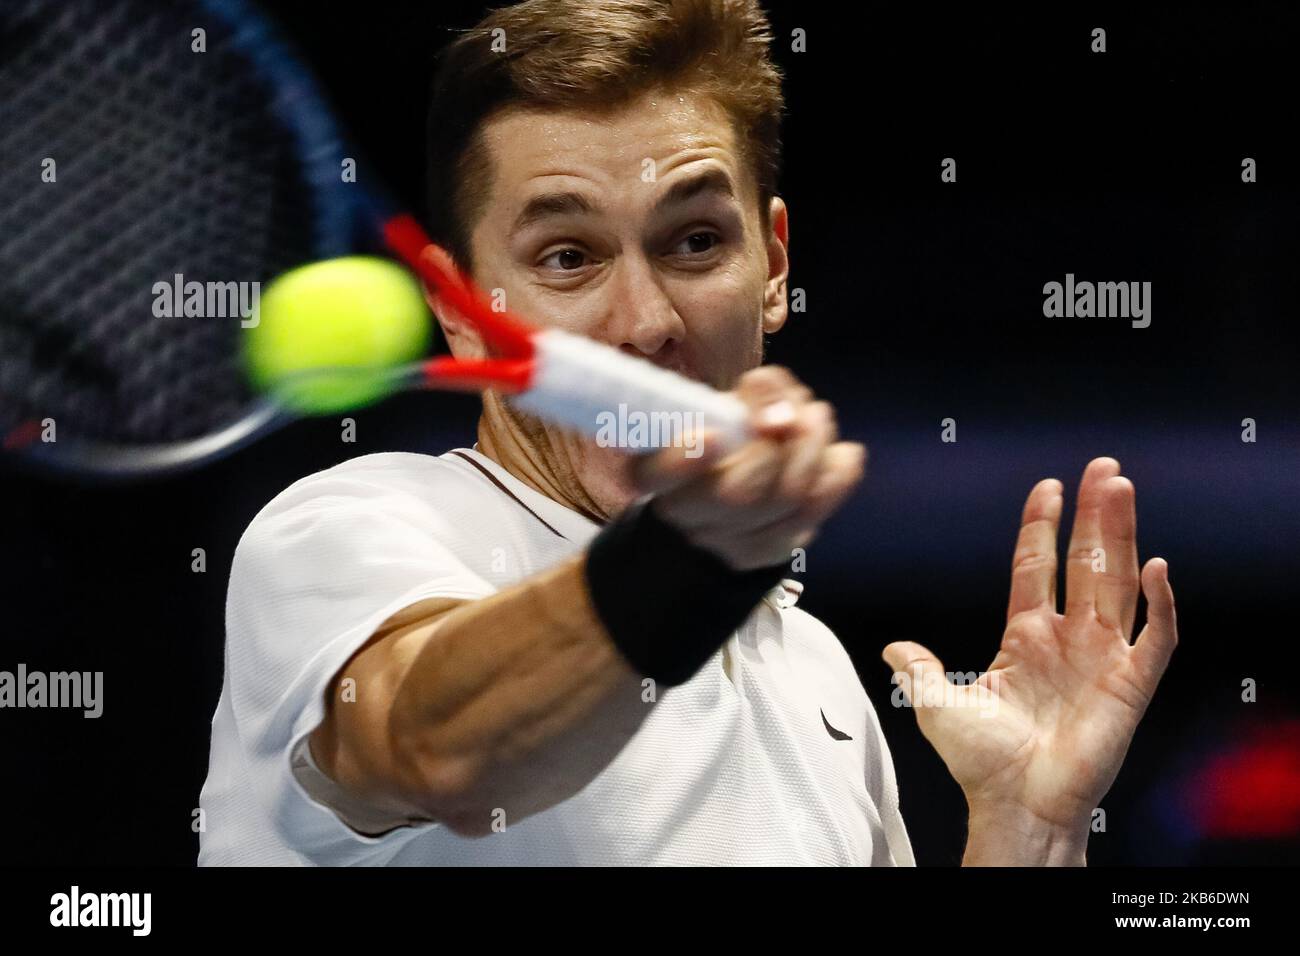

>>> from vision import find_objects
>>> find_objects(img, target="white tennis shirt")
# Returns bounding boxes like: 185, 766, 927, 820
198, 447, 914, 866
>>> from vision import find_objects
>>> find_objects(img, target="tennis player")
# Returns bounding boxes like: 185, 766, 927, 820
199, 0, 1178, 866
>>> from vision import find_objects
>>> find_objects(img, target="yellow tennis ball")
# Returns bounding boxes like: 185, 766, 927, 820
244, 256, 431, 415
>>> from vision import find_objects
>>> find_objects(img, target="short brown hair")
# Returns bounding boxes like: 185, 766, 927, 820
426, 0, 785, 273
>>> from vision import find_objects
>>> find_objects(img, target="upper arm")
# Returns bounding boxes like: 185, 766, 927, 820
308, 595, 468, 814
223, 473, 496, 860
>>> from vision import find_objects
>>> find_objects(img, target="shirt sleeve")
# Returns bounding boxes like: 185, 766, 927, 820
863, 694, 917, 867
223, 469, 496, 865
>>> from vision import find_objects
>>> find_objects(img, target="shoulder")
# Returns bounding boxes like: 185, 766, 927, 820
231, 451, 512, 578
242, 451, 498, 538
226, 451, 501, 636
257, 451, 486, 516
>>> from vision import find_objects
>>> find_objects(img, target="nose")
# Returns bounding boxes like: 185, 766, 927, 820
605, 252, 687, 360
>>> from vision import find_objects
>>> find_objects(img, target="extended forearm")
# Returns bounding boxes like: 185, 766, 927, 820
377, 555, 651, 835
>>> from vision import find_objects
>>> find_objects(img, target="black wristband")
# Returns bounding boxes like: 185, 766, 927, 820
583, 497, 789, 686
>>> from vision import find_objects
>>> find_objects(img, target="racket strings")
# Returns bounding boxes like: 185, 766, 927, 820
0, 0, 329, 446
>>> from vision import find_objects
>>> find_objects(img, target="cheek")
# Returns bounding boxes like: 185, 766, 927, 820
676, 266, 766, 375
504, 276, 607, 337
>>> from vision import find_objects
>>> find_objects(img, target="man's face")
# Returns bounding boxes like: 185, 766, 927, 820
450, 87, 789, 517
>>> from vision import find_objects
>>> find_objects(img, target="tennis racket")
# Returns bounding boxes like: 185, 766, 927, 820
0, 0, 750, 479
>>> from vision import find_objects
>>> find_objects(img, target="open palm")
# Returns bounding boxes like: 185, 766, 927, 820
883, 457, 1179, 831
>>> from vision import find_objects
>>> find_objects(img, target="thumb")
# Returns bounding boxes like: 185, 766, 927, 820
882, 640, 947, 708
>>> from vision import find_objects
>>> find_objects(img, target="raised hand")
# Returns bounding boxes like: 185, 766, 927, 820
882, 457, 1178, 864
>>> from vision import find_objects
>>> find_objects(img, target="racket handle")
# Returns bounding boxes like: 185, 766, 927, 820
511, 329, 752, 455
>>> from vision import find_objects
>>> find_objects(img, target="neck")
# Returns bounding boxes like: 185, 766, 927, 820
475, 392, 609, 524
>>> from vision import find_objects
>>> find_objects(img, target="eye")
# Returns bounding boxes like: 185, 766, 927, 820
539, 247, 590, 272
671, 231, 721, 257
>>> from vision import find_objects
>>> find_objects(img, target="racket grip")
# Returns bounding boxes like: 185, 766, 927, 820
511, 329, 752, 455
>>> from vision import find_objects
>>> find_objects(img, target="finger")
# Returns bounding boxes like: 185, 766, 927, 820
798, 441, 865, 525
881, 640, 949, 710
646, 375, 822, 525
631, 427, 724, 495
733, 365, 803, 404
770, 441, 866, 533
1096, 476, 1140, 635
704, 387, 824, 517
1064, 457, 1122, 616
1006, 478, 1064, 622
776, 401, 837, 501
730, 441, 865, 549
734, 367, 808, 440
711, 436, 793, 514
1132, 558, 1178, 693
647, 439, 794, 531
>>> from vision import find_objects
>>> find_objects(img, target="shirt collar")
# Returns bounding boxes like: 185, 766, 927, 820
450, 447, 802, 608
450, 447, 601, 546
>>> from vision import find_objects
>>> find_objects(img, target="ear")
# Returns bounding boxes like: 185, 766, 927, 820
762, 196, 790, 335
420, 243, 486, 360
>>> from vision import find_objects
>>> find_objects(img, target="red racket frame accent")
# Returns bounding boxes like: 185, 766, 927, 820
418, 356, 535, 393
384, 215, 542, 397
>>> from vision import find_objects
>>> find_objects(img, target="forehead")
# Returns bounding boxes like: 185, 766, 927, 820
477, 89, 747, 207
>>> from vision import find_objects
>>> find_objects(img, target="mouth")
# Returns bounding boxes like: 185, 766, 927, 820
613, 343, 710, 388
645, 356, 716, 389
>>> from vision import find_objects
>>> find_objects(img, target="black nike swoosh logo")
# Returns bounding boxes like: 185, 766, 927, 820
821, 709, 853, 741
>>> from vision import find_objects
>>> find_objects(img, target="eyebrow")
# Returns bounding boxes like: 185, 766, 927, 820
652, 167, 737, 213
511, 191, 597, 234
510, 168, 739, 235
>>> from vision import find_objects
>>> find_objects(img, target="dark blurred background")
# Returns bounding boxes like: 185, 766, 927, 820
2, 1, 1297, 865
